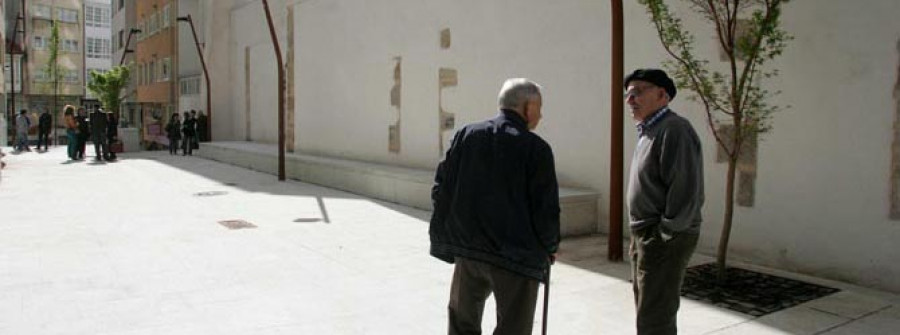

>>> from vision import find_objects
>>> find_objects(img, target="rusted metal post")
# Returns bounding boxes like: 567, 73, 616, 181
609, 0, 625, 261
177, 15, 212, 142
262, 0, 286, 181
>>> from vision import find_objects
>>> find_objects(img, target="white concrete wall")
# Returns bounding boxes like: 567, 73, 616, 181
620, 1, 900, 292
211, 0, 900, 293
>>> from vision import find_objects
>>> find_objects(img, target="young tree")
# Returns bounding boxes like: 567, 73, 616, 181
637, 0, 792, 283
45, 20, 62, 142
86, 65, 131, 116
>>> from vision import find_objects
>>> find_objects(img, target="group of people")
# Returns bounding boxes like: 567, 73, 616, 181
62, 105, 120, 162
165, 110, 205, 156
430, 69, 703, 335
12, 109, 53, 153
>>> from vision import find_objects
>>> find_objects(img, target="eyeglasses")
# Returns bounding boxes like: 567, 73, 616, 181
624, 85, 659, 99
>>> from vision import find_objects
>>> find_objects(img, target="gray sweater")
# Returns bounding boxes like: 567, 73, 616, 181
627, 109, 704, 236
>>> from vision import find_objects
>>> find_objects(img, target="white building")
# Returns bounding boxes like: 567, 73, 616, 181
200, 0, 900, 293
82, 0, 111, 104
176, 0, 204, 117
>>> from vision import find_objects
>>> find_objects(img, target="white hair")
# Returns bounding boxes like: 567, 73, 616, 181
498, 78, 542, 111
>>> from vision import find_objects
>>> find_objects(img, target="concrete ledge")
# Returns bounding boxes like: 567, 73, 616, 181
198, 141, 600, 236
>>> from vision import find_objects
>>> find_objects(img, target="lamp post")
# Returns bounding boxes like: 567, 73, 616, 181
177, 15, 212, 142
609, 0, 625, 261
119, 28, 142, 66
261, 0, 286, 181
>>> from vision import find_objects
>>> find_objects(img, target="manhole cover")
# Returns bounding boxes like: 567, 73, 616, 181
223, 182, 239, 186
294, 218, 323, 223
218, 220, 257, 230
681, 263, 840, 316
195, 191, 228, 197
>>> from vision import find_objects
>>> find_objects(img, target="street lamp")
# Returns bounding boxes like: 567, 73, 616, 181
177, 15, 212, 142
119, 28, 142, 66
261, 0, 286, 181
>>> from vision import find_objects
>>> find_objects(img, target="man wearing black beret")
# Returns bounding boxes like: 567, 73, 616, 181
625, 68, 704, 335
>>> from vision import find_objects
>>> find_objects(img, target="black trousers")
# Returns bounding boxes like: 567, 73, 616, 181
448, 257, 540, 335
630, 226, 699, 335
36, 129, 50, 150
92, 135, 108, 160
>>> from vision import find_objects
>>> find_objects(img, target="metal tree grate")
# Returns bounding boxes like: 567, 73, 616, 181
681, 263, 840, 316
218, 219, 257, 230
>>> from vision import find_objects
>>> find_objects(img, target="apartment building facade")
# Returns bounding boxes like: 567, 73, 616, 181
26, 0, 84, 118
135, 0, 176, 149
82, 0, 111, 104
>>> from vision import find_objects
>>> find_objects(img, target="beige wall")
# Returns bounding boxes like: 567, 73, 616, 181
212, 0, 900, 293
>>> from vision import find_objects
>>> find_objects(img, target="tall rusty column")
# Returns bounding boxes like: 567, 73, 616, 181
609, 0, 625, 261
262, 0, 286, 181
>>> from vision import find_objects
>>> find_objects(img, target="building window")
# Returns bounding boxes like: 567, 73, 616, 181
149, 60, 156, 83
56, 8, 79, 23
181, 77, 201, 95
34, 68, 49, 82
118, 30, 124, 50
63, 39, 79, 53
86, 5, 110, 28
149, 13, 159, 35
162, 5, 170, 29
63, 69, 80, 83
119, 0, 125, 13
33, 5, 52, 19
87, 38, 111, 59
160, 58, 171, 82
33, 36, 47, 50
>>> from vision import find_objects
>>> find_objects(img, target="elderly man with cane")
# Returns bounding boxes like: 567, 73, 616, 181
430, 78, 560, 335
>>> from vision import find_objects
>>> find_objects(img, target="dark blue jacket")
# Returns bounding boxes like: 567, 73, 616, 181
429, 110, 560, 281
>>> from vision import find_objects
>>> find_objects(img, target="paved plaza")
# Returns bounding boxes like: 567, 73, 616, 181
1, 146, 899, 334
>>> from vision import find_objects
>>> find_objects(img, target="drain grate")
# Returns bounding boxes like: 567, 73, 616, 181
195, 191, 228, 197
681, 263, 839, 316
218, 220, 257, 230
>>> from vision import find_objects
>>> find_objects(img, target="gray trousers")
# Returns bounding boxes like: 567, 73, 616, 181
630, 225, 699, 335
448, 257, 540, 335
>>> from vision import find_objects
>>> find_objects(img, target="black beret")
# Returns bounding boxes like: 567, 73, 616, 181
624, 68, 677, 100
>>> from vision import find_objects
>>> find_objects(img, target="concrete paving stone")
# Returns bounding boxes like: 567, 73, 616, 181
802, 290, 893, 319
4, 148, 900, 335
707, 306, 850, 335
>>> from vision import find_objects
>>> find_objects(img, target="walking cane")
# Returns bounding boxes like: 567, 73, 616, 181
542, 260, 552, 335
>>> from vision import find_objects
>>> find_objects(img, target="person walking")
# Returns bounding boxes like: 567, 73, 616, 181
15, 110, 31, 152
197, 110, 209, 142
75, 107, 90, 160
36, 110, 52, 151
106, 112, 119, 160
190, 110, 200, 150
430, 78, 560, 335
181, 111, 196, 156
625, 69, 704, 335
90, 106, 110, 161
166, 113, 181, 155
63, 106, 78, 160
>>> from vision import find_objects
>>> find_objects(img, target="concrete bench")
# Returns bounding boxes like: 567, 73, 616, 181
197, 141, 600, 236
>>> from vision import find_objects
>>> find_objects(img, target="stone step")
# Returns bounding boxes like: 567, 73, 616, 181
197, 141, 600, 236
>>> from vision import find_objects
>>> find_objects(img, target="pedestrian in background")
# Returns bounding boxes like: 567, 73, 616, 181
625, 69, 704, 335
64, 106, 78, 160
75, 107, 90, 160
181, 111, 196, 156
430, 78, 560, 335
107, 112, 120, 160
197, 110, 209, 142
166, 113, 181, 155
37, 109, 52, 151
90, 106, 110, 161
15, 110, 31, 152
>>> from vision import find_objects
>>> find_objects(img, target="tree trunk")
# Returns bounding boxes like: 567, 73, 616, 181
716, 156, 738, 285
